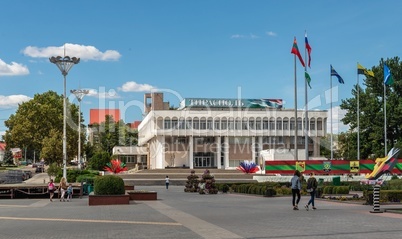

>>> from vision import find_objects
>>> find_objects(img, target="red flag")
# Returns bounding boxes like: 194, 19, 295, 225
291, 37, 305, 67
305, 32, 312, 68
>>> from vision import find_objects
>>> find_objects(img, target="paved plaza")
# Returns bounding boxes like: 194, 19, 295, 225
1, 182, 402, 239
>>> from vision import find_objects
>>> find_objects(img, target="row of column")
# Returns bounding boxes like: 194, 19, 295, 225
150, 135, 319, 169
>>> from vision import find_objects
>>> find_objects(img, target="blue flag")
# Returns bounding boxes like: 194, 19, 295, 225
331, 65, 344, 84
384, 64, 394, 85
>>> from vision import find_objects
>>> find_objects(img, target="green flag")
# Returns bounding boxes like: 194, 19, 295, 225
305, 71, 312, 89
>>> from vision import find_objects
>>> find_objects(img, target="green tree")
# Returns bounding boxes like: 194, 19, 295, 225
340, 57, 402, 159
88, 151, 111, 171
3, 150, 14, 165
90, 115, 138, 154
3, 91, 82, 164
41, 129, 63, 165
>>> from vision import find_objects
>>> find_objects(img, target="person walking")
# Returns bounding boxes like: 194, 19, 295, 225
58, 177, 67, 202
305, 172, 318, 211
66, 183, 73, 202
165, 176, 170, 189
48, 179, 55, 202
290, 170, 302, 210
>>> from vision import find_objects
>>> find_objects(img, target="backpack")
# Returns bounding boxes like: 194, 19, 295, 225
307, 178, 317, 191
48, 183, 54, 190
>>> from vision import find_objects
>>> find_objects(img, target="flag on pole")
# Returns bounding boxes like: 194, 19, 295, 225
291, 37, 305, 67
305, 32, 312, 68
384, 64, 393, 85
357, 63, 374, 77
331, 65, 344, 84
305, 71, 312, 89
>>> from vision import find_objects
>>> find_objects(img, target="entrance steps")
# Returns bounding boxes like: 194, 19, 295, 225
118, 168, 257, 186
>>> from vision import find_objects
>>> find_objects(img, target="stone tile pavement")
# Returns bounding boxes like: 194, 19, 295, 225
1, 184, 402, 239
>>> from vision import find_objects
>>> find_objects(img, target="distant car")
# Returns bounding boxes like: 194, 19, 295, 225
35, 166, 44, 173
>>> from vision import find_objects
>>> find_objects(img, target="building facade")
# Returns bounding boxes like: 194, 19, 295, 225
138, 93, 328, 170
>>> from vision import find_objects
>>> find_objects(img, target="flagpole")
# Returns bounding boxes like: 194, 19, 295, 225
357, 63, 360, 160
294, 54, 298, 161
304, 32, 309, 161
330, 65, 333, 160
384, 81, 387, 156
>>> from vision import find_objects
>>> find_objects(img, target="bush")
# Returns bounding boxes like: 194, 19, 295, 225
323, 186, 334, 194
94, 175, 125, 195
334, 186, 349, 194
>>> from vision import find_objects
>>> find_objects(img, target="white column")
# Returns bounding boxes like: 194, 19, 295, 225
216, 136, 221, 169
155, 136, 165, 169
189, 136, 194, 169
224, 136, 229, 169
251, 136, 256, 164
258, 136, 263, 151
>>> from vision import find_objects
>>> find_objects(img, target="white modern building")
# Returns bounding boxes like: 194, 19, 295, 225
138, 93, 328, 170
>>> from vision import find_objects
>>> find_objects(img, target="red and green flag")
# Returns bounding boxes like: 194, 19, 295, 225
291, 37, 305, 67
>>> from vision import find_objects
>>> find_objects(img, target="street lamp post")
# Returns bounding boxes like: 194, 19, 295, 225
70, 89, 89, 169
49, 56, 80, 179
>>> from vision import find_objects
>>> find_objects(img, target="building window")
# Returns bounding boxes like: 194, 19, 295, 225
234, 119, 241, 130
256, 119, 261, 130
178, 119, 185, 129
228, 119, 235, 130
276, 120, 282, 130
193, 119, 199, 129
171, 119, 178, 129
164, 119, 171, 129
283, 119, 289, 130
263, 119, 269, 130
249, 118, 255, 130
317, 120, 322, 130
207, 119, 213, 130
310, 120, 315, 130
242, 119, 248, 130
297, 118, 302, 130
186, 119, 192, 129
269, 119, 275, 130
200, 119, 206, 130
214, 119, 220, 130
221, 119, 228, 130
290, 119, 295, 130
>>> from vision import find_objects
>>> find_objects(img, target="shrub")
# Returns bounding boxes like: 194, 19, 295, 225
94, 175, 125, 195
323, 186, 334, 194
334, 186, 349, 194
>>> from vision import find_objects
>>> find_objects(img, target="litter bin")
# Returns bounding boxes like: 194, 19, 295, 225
87, 185, 94, 194
333, 176, 341, 186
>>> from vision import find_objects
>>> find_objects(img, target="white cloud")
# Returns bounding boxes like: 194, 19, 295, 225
118, 81, 157, 92
22, 43, 121, 61
0, 59, 29, 76
266, 31, 277, 37
86, 89, 120, 99
230, 34, 259, 39
0, 95, 31, 108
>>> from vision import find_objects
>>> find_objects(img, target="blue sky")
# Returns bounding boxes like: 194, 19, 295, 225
1, 1, 401, 136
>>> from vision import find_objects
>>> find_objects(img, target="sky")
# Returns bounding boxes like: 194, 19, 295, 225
1, 0, 401, 136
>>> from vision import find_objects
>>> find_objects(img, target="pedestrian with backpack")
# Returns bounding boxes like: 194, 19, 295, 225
305, 172, 318, 210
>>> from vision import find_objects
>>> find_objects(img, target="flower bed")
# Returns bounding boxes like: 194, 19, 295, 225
127, 190, 157, 200
88, 194, 130, 206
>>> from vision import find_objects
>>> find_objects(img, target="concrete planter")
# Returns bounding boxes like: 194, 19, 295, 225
127, 191, 157, 200
88, 194, 130, 206
124, 185, 135, 190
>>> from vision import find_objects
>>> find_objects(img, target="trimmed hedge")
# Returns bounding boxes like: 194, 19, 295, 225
94, 175, 125, 195
323, 186, 349, 194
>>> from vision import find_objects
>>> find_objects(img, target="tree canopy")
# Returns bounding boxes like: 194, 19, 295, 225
3, 91, 83, 165
340, 57, 402, 159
